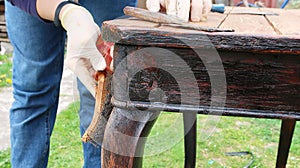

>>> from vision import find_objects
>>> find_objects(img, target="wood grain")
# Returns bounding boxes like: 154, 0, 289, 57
102, 107, 159, 168
102, 22, 300, 54
219, 7, 276, 35
112, 44, 300, 118
123, 6, 234, 32
101, 7, 300, 168
183, 6, 233, 28
261, 8, 300, 35
102, 8, 300, 54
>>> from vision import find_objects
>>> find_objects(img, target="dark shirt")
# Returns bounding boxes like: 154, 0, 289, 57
8, 0, 39, 18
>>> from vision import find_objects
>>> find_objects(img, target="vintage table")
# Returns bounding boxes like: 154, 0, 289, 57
100, 7, 300, 168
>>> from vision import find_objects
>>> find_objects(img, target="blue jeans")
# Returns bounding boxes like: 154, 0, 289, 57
5, 0, 137, 167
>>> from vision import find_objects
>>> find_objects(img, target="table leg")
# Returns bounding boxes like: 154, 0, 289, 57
102, 107, 159, 168
276, 119, 296, 168
183, 112, 197, 168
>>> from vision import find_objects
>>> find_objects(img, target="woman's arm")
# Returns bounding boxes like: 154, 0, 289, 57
36, 0, 64, 21
7, 0, 73, 21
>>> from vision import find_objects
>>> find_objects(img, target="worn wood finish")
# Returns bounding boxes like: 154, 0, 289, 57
101, 7, 300, 168
220, 7, 277, 34
0, 12, 8, 42
102, 7, 300, 54
261, 8, 300, 36
107, 45, 300, 167
112, 45, 300, 116
102, 107, 159, 168
203, 7, 233, 26
123, 6, 234, 32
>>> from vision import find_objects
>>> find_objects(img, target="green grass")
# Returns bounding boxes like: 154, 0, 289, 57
1, 104, 300, 167
0, 54, 12, 87
0, 102, 83, 168
143, 114, 300, 168
48, 102, 83, 167
0, 149, 11, 168
0, 53, 12, 167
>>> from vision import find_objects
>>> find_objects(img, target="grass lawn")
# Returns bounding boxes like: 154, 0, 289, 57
0, 53, 12, 167
0, 149, 10, 168
1, 102, 299, 167
144, 114, 300, 167
0, 102, 83, 168
48, 102, 83, 167
0, 53, 12, 87
48, 110, 300, 167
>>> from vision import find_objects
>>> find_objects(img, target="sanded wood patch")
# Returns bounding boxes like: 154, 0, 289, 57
260, 8, 300, 36
193, 7, 233, 28
220, 7, 276, 35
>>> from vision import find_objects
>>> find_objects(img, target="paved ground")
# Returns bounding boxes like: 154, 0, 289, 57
0, 42, 79, 150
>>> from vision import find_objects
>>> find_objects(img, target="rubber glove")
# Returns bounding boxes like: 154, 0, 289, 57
146, 0, 212, 22
96, 35, 114, 73
61, 4, 106, 97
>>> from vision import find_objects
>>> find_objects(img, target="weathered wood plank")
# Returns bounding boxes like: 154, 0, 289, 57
102, 22, 300, 54
261, 8, 300, 36
105, 17, 160, 28
192, 7, 233, 28
112, 45, 300, 116
102, 7, 300, 54
220, 7, 276, 35
0, 38, 9, 42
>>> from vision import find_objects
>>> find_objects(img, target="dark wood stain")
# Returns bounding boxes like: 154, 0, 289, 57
101, 8, 300, 168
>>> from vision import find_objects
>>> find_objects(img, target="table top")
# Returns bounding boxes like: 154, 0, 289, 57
102, 7, 300, 54
100, 8, 299, 167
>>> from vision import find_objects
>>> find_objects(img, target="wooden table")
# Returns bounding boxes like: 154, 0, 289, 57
100, 7, 300, 168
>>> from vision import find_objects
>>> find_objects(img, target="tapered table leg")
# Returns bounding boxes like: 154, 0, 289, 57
102, 107, 159, 168
275, 119, 296, 168
183, 112, 197, 168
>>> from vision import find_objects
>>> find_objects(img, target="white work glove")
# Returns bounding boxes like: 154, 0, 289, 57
146, 0, 212, 22
61, 4, 106, 97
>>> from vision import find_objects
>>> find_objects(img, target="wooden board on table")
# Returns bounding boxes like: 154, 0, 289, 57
102, 7, 300, 53
260, 8, 300, 36
193, 6, 233, 28
220, 7, 277, 35
105, 17, 159, 28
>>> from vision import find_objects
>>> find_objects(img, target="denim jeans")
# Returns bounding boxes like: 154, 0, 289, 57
5, 0, 137, 167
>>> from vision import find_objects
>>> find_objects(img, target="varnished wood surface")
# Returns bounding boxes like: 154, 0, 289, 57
102, 7, 300, 54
